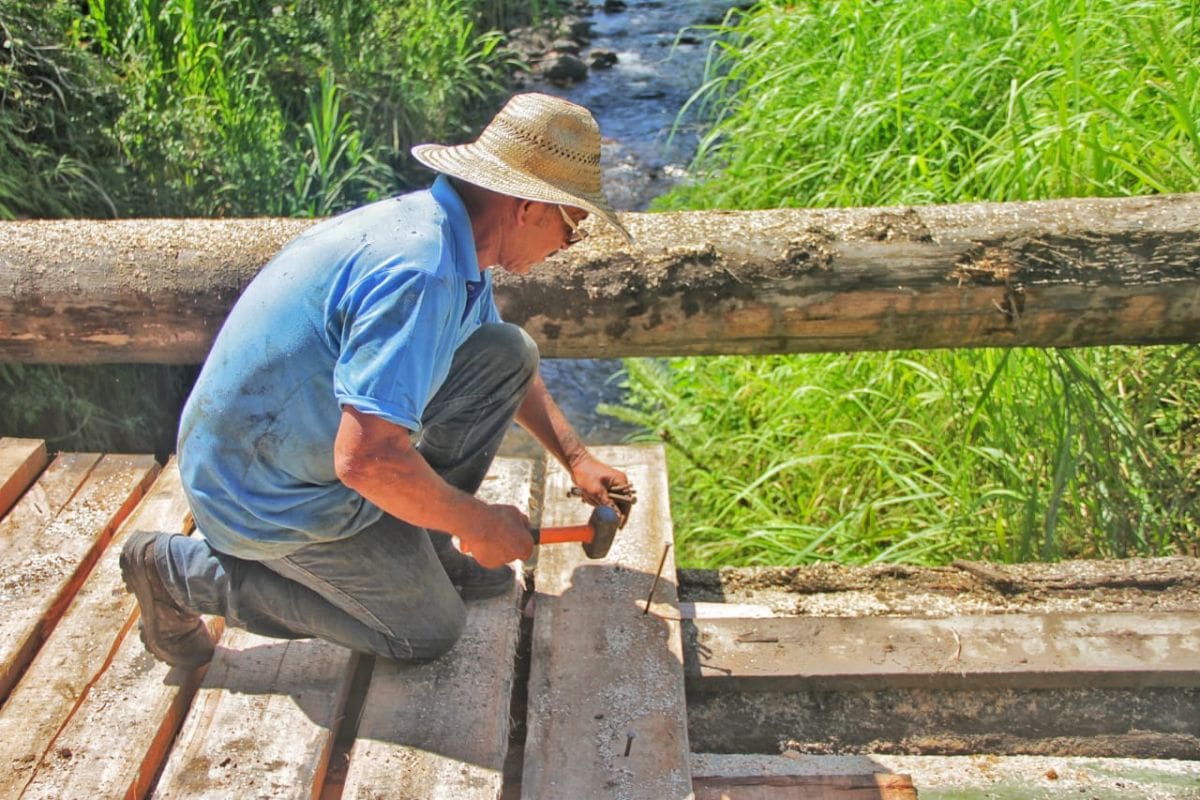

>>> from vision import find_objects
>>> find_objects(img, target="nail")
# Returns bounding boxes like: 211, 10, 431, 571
624, 731, 636, 757
642, 543, 672, 615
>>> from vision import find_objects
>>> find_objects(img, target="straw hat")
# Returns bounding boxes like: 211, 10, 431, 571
412, 93, 633, 243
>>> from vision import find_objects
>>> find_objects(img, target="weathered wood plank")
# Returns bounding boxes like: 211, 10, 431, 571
692, 774, 918, 800
0, 438, 47, 518
153, 629, 357, 799
16, 614, 218, 800
341, 457, 533, 800
522, 444, 692, 800
692, 753, 1200, 800
685, 611, 1200, 692
0, 462, 192, 800
679, 602, 775, 620
0, 452, 100, 560
3, 193, 1199, 363
0, 453, 158, 702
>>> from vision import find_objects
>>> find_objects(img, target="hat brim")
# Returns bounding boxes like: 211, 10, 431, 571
412, 143, 634, 244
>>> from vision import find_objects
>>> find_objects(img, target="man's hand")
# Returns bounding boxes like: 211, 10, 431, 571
455, 503, 534, 569
568, 451, 631, 509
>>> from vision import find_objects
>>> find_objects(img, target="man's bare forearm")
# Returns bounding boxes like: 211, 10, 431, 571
515, 372, 631, 506
334, 406, 493, 536
333, 406, 533, 566
514, 372, 591, 471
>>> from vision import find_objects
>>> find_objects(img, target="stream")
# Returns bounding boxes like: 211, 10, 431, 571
501, 0, 739, 456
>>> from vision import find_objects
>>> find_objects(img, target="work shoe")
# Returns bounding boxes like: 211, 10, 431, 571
430, 533, 517, 601
120, 531, 215, 669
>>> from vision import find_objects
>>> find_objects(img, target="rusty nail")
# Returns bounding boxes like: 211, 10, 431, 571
624, 731, 636, 757
642, 543, 672, 615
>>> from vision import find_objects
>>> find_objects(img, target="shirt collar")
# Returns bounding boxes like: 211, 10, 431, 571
430, 175, 483, 283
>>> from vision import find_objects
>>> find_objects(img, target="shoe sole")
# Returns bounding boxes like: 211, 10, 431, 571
455, 565, 519, 601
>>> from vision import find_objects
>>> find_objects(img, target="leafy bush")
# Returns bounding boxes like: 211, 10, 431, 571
0, 0, 121, 218
0, 0, 539, 453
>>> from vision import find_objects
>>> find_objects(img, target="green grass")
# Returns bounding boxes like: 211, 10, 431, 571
610, 347, 1199, 566
614, 0, 1200, 567
664, 0, 1199, 210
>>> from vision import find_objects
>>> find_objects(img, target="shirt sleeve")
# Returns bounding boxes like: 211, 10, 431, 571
331, 267, 456, 431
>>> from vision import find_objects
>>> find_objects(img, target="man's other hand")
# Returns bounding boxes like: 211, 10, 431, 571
457, 503, 534, 569
568, 452, 631, 509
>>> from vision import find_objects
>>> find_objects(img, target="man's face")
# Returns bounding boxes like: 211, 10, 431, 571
497, 202, 588, 275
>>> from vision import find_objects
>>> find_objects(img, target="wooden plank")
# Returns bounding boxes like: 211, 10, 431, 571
0, 453, 158, 702
679, 602, 775, 620
0, 462, 193, 800
685, 611, 1200, 691
693, 775, 918, 800
16, 615, 219, 800
522, 444, 692, 800
4, 194, 1200, 364
341, 456, 533, 800
0, 451, 102, 703
0, 438, 47, 518
692, 753, 1200, 800
0, 452, 100, 559
152, 629, 357, 798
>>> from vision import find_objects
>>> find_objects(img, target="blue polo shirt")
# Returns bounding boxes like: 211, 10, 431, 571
178, 176, 500, 559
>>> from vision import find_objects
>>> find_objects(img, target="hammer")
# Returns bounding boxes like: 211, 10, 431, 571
462, 504, 621, 560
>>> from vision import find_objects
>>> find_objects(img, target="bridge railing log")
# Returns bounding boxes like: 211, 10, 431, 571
1, 193, 1197, 364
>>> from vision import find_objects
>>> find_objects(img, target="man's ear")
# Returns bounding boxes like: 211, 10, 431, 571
513, 198, 540, 228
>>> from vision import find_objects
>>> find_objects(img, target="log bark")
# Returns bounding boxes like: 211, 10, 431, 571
1, 193, 1198, 364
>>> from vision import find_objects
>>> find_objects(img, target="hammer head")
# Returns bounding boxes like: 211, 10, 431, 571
583, 504, 621, 559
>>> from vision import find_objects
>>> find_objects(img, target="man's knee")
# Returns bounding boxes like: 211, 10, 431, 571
476, 322, 539, 378
383, 599, 466, 663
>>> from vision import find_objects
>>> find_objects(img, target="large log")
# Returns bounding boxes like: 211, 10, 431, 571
2, 194, 1198, 364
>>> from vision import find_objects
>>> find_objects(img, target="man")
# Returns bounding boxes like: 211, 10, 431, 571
120, 93, 634, 668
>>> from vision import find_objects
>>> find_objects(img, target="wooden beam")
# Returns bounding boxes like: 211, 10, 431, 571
340, 457, 533, 800
0, 438, 47, 518
2, 194, 1198, 363
685, 612, 1200, 692
0, 462, 192, 800
0, 453, 158, 703
521, 444, 693, 800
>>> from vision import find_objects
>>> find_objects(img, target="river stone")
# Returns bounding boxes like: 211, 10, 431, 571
567, 19, 592, 41
589, 49, 618, 69
551, 38, 582, 55
542, 53, 588, 85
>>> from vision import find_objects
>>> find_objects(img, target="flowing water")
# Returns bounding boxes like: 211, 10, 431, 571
502, 0, 739, 456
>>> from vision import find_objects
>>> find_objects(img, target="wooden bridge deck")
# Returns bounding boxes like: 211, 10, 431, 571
1, 436, 1197, 799
0, 440, 703, 800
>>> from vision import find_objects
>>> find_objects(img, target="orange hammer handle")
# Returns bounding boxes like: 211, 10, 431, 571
532, 524, 594, 546
459, 523, 593, 554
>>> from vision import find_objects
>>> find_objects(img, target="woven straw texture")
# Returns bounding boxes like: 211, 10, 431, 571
412, 93, 632, 242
